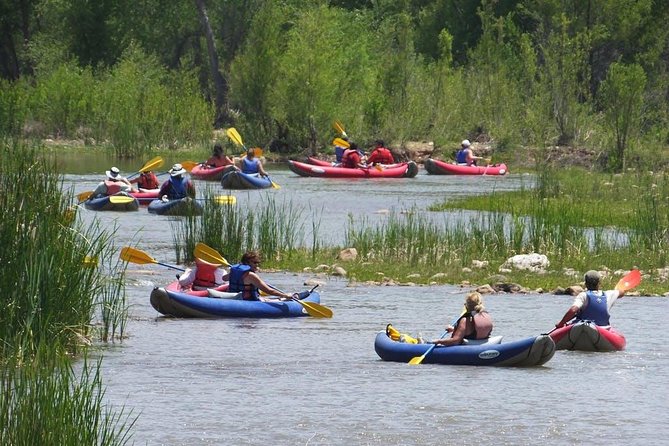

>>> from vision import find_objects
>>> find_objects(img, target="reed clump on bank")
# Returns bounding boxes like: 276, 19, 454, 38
0, 140, 134, 444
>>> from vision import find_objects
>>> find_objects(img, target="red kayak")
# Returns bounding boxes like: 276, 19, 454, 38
191, 164, 236, 181
129, 190, 160, 206
288, 159, 418, 178
425, 158, 508, 176
306, 156, 407, 170
549, 320, 626, 352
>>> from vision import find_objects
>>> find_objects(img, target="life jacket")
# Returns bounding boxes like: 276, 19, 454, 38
168, 176, 189, 199
104, 180, 122, 195
369, 148, 394, 164
193, 258, 220, 288
242, 158, 260, 174
207, 156, 231, 168
577, 291, 610, 326
137, 172, 159, 190
456, 311, 493, 340
334, 146, 346, 162
341, 149, 361, 168
228, 263, 259, 300
456, 149, 468, 164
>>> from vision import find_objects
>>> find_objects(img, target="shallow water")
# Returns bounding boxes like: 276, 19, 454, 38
64, 161, 668, 445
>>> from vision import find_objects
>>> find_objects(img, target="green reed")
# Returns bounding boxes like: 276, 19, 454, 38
0, 347, 136, 445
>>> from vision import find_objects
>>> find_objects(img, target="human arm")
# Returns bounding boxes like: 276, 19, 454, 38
257, 161, 268, 177
431, 318, 467, 346
246, 272, 293, 301
178, 268, 196, 289
555, 306, 579, 328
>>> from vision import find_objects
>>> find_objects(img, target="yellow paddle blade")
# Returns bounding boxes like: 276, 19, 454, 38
77, 191, 94, 202
213, 195, 236, 205
408, 354, 427, 365
226, 127, 244, 147
109, 195, 136, 204
193, 242, 231, 267
270, 180, 281, 189
63, 206, 77, 224
333, 137, 350, 148
297, 299, 333, 318
333, 120, 347, 137
120, 246, 158, 265
139, 156, 164, 173
82, 256, 98, 268
180, 160, 198, 172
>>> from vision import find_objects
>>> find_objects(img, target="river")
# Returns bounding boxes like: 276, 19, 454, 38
64, 157, 668, 445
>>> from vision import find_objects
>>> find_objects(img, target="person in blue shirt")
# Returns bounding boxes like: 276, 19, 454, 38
240, 148, 269, 177
158, 163, 196, 200
455, 139, 483, 166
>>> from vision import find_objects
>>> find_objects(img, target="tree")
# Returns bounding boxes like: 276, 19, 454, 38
598, 62, 646, 172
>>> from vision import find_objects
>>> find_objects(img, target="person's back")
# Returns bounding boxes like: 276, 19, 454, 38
136, 171, 159, 190
159, 164, 194, 200
207, 144, 234, 167
367, 140, 394, 165
464, 311, 493, 340
342, 143, 363, 168
94, 167, 132, 197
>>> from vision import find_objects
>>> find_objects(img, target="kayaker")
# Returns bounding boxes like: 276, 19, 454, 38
555, 270, 626, 328
92, 166, 133, 197
159, 163, 196, 201
366, 140, 394, 165
206, 143, 234, 168
334, 136, 349, 164
222, 251, 296, 301
178, 257, 228, 291
429, 292, 494, 346
130, 170, 159, 192
455, 139, 483, 166
341, 142, 366, 168
240, 148, 269, 177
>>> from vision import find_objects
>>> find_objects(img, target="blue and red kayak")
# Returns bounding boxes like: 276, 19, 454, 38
221, 170, 274, 189
84, 193, 139, 212
549, 320, 626, 351
147, 197, 204, 216
191, 164, 236, 181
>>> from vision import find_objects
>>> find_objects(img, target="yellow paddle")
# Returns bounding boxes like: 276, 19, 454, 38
109, 195, 136, 204
127, 156, 165, 179
77, 191, 94, 202
119, 246, 185, 271
193, 242, 231, 267
226, 128, 280, 189
211, 195, 236, 205
333, 120, 348, 137
260, 286, 333, 318
408, 307, 466, 365
333, 137, 350, 148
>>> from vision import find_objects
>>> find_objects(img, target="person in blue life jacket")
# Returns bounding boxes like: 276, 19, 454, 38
555, 270, 627, 328
429, 292, 494, 346
221, 251, 296, 301
240, 148, 269, 177
92, 166, 133, 197
158, 163, 196, 201
455, 139, 483, 166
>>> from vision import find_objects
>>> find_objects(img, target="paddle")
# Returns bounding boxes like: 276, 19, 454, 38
156, 160, 198, 177
193, 242, 231, 267
135, 196, 237, 205
109, 195, 136, 204
119, 246, 185, 271
333, 120, 348, 137
409, 308, 466, 365
333, 137, 350, 148
226, 128, 280, 189
128, 156, 164, 179
261, 284, 333, 318
77, 191, 94, 202
615, 269, 641, 291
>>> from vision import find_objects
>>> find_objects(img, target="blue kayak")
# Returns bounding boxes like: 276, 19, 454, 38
220, 170, 273, 189
374, 332, 555, 366
150, 287, 321, 318
147, 197, 203, 216
84, 193, 139, 212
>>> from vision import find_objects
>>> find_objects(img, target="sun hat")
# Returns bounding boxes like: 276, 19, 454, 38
169, 163, 187, 177
461, 139, 471, 147
106, 166, 121, 180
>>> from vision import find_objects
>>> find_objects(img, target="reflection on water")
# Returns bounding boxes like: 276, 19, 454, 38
60, 159, 668, 445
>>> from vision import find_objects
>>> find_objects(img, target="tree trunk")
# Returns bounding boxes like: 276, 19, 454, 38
194, 0, 230, 127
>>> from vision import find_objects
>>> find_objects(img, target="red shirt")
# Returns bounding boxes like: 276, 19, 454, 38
367, 147, 394, 164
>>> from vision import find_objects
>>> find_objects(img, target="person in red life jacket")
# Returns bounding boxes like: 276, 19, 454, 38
221, 251, 296, 301
455, 139, 483, 166
206, 143, 234, 168
366, 140, 394, 165
555, 270, 626, 328
178, 257, 228, 291
91, 166, 133, 197
130, 170, 160, 192
430, 292, 494, 346
341, 142, 366, 168
159, 163, 196, 200
239, 148, 269, 177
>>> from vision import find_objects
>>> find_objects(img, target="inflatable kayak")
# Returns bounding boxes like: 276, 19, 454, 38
288, 160, 419, 178
374, 332, 555, 366
306, 156, 408, 170
149, 287, 321, 318
84, 192, 139, 212
130, 190, 159, 206
425, 158, 508, 176
221, 170, 274, 189
549, 320, 626, 352
147, 197, 204, 216
191, 164, 236, 181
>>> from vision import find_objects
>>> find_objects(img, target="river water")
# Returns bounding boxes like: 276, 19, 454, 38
64, 158, 668, 445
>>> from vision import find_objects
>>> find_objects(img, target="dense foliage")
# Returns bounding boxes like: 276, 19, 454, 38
1, 0, 668, 169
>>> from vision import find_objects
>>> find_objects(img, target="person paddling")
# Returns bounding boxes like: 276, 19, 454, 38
92, 166, 133, 197
222, 251, 296, 302
158, 163, 196, 201
430, 292, 494, 346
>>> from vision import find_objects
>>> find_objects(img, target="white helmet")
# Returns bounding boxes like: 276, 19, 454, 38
461, 139, 471, 147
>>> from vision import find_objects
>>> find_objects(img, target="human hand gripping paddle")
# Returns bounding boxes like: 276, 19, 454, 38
226, 128, 279, 189
408, 307, 466, 365
119, 246, 185, 271
193, 242, 332, 318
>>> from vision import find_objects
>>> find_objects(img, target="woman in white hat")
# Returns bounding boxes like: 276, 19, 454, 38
455, 139, 483, 166
158, 163, 196, 201
91, 166, 133, 197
